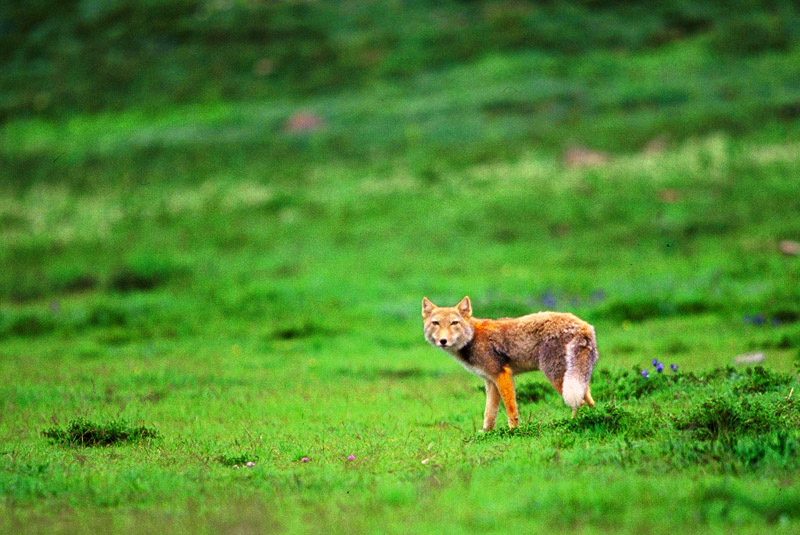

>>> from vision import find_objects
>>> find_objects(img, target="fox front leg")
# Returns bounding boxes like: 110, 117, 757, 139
482, 379, 501, 431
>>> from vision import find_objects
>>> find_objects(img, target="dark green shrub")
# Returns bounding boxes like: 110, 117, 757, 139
595, 297, 672, 322
594, 296, 719, 323
591, 367, 684, 400
0, 311, 57, 338
56, 272, 100, 294
593, 366, 797, 402
109, 257, 186, 292
675, 395, 791, 442
216, 453, 258, 467
515, 382, 558, 403
710, 15, 796, 55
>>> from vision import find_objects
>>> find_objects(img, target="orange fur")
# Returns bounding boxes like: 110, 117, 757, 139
494, 366, 519, 428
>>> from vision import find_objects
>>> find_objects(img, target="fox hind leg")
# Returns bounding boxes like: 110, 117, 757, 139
584, 385, 595, 407
571, 389, 594, 418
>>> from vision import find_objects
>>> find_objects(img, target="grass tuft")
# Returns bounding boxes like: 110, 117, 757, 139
677, 395, 775, 441
216, 453, 258, 467
42, 417, 160, 447
667, 394, 800, 470
556, 402, 632, 434
732, 366, 795, 394
676, 394, 797, 442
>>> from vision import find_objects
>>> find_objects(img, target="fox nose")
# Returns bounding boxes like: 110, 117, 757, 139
439, 339, 448, 346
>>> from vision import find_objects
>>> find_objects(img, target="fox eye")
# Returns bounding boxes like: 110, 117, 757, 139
431, 320, 439, 326
451, 320, 460, 326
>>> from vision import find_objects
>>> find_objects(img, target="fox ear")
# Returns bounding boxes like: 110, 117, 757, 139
456, 296, 472, 318
422, 297, 436, 317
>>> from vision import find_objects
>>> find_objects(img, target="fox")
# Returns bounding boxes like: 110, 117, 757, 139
422, 296, 599, 430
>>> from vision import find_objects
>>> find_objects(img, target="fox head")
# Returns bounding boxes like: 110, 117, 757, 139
422, 296, 475, 352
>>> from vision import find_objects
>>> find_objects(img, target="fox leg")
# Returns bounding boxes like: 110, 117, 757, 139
569, 387, 595, 419
494, 366, 519, 428
569, 388, 596, 418
482, 379, 501, 431
584, 386, 595, 407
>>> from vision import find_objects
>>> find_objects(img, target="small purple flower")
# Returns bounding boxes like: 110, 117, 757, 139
656, 362, 664, 373
246, 461, 255, 467
590, 290, 606, 303
301, 457, 309, 463
347, 455, 356, 461
541, 290, 557, 309
670, 364, 678, 372
652, 358, 659, 367
641, 369, 649, 379
744, 314, 766, 326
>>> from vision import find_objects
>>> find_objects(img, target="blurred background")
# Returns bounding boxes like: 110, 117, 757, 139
1, 0, 799, 370
3, 0, 800, 121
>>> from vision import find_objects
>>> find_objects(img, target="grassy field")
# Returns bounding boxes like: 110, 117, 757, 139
3, 11, 800, 533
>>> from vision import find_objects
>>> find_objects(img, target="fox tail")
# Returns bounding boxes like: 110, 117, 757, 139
561, 332, 599, 410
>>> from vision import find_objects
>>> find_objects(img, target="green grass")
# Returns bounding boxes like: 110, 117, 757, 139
3, 17, 800, 533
